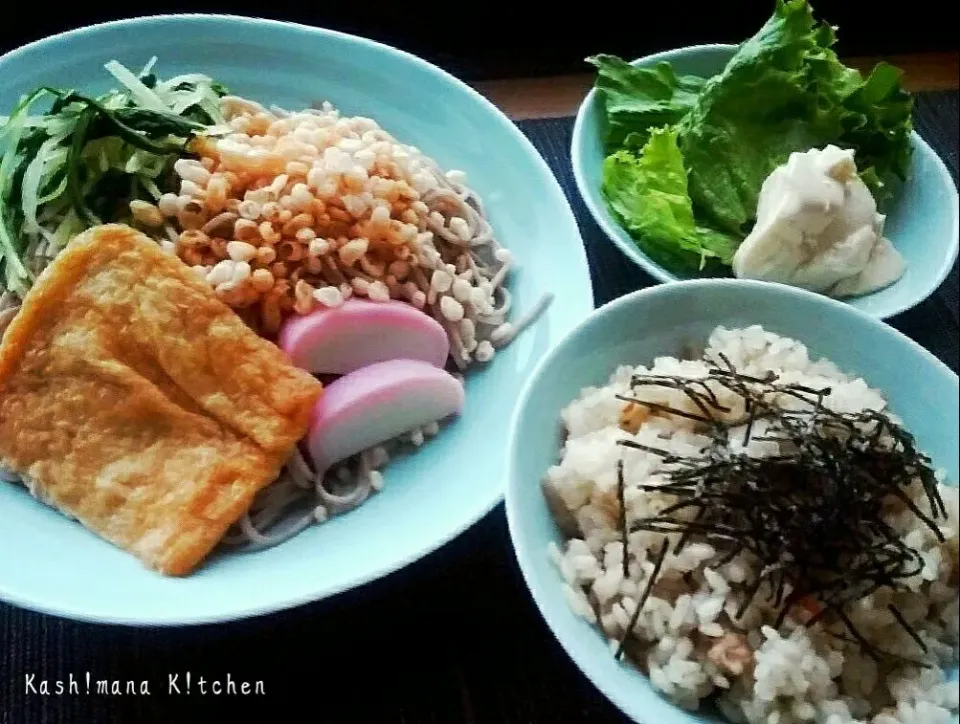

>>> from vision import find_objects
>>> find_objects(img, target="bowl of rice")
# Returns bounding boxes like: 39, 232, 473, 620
506, 279, 958, 724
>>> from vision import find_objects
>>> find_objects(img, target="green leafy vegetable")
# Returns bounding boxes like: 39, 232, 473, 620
0, 59, 228, 297
56, 91, 206, 152
66, 108, 98, 226
835, 61, 914, 204
0, 90, 46, 292
677, 0, 913, 233
601, 128, 738, 272
587, 0, 914, 270
587, 55, 706, 150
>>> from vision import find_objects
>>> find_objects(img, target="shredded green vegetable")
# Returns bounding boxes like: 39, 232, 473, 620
589, 0, 914, 274
0, 58, 228, 297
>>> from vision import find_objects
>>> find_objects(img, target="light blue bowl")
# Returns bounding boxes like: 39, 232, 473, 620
571, 44, 960, 320
0, 14, 594, 625
506, 279, 959, 724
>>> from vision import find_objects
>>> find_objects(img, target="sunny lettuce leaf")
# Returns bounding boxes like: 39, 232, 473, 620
587, 0, 914, 270
837, 61, 914, 204
587, 54, 706, 151
601, 127, 738, 273
677, 0, 913, 233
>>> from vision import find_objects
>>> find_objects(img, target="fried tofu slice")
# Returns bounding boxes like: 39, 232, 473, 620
0, 224, 323, 575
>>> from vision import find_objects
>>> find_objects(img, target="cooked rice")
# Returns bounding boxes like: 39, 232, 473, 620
545, 325, 959, 724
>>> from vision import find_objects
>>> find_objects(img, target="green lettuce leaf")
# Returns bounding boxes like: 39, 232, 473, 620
677, 0, 913, 234
586, 0, 914, 271
587, 54, 706, 150
601, 127, 739, 273
837, 61, 914, 206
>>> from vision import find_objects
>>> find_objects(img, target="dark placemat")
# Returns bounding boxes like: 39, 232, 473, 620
1, 92, 957, 724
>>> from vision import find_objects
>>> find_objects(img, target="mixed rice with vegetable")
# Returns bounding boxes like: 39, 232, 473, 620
545, 326, 959, 724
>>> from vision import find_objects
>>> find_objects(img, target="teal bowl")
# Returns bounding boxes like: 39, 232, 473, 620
506, 279, 959, 724
570, 44, 960, 320
0, 15, 593, 624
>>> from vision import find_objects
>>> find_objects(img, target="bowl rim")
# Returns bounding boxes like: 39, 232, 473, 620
505, 277, 959, 724
569, 42, 960, 321
0, 12, 595, 626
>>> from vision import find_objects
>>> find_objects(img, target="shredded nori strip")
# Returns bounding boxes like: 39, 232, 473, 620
888, 604, 929, 654
824, 630, 932, 669
616, 458, 629, 579
616, 394, 711, 424
612, 361, 947, 666
615, 538, 669, 661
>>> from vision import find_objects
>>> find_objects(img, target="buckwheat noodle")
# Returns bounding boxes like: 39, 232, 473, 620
223, 165, 553, 551
0, 117, 554, 554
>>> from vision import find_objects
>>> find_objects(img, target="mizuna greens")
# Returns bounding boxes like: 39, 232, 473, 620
0, 59, 227, 295
589, 0, 914, 273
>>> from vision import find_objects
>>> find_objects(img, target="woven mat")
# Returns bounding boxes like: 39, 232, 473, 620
0, 92, 957, 724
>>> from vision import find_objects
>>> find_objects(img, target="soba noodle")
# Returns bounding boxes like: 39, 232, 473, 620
0, 98, 554, 554
221, 141, 553, 551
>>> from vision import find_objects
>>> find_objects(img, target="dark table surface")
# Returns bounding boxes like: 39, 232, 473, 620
2, 3, 957, 82
1, 88, 957, 724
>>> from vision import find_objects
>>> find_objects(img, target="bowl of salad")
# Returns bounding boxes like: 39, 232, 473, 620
570, 0, 959, 319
